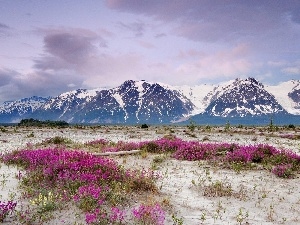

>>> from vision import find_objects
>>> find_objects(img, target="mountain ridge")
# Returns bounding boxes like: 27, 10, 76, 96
1, 78, 300, 124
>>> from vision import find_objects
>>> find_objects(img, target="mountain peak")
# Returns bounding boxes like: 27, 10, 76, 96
204, 77, 285, 117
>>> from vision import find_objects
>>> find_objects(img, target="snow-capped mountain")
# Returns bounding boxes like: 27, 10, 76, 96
265, 80, 300, 115
73, 80, 194, 123
204, 78, 287, 117
165, 83, 216, 115
0, 78, 299, 124
0, 96, 49, 123
31, 88, 103, 121
27, 80, 194, 123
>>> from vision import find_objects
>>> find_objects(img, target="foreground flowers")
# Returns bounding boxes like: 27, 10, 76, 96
2, 148, 162, 224
87, 136, 300, 178
1, 135, 299, 224
0, 201, 17, 222
86, 137, 300, 178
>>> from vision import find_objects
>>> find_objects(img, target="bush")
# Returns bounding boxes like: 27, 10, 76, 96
141, 124, 149, 129
272, 164, 294, 178
18, 118, 69, 127
288, 124, 296, 129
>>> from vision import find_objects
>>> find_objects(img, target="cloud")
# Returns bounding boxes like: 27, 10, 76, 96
0, 23, 9, 29
0, 68, 77, 103
267, 61, 288, 67
0, 69, 14, 87
33, 28, 108, 80
117, 21, 146, 37
282, 67, 300, 75
107, 0, 300, 43
174, 44, 252, 81
138, 40, 155, 49
36, 28, 103, 65
31, 27, 146, 90
177, 49, 205, 59
44, 33, 96, 63
155, 33, 166, 38
0, 22, 10, 37
0, 28, 106, 102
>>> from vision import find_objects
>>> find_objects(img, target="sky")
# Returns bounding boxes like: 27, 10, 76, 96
0, 0, 300, 103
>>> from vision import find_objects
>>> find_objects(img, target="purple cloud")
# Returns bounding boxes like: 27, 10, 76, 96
0, 22, 10, 37
31, 27, 145, 91
117, 21, 146, 37
0, 69, 14, 86
106, 0, 300, 43
155, 33, 166, 38
33, 28, 107, 83
44, 33, 95, 63
0, 23, 9, 29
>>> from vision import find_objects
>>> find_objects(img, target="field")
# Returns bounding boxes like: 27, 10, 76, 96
0, 125, 300, 224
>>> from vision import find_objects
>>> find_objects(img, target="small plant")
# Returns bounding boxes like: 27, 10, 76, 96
153, 155, 166, 164
140, 149, 149, 158
205, 125, 211, 132
267, 204, 275, 222
224, 120, 230, 132
0, 127, 7, 132
236, 208, 249, 225
200, 212, 206, 223
187, 120, 196, 132
151, 155, 166, 170
268, 117, 277, 131
41, 136, 72, 145
171, 214, 184, 225
203, 180, 232, 197
30, 191, 58, 213
202, 136, 210, 141
231, 162, 243, 174
27, 132, 34, 138
0, 173, 8, 188
132, 203, 165, 225
272, 164, 294, 178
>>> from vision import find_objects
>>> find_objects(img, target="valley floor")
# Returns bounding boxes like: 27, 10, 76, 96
0, 125, 300, 224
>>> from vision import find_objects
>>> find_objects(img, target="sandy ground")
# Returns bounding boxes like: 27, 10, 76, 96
0, 125, 300, 224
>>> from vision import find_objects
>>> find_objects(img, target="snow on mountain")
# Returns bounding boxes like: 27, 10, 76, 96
0, 96, 49, 115
0, 96, 49, 123
43, 88, 102, 110
265, 80, 300, 115
204, 78, 286, 117
84, 80, 195, 123
165, 83, 216, 114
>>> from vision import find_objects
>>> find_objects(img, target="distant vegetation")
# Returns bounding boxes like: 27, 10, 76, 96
18, 118, 69, 127
141, 123, 149, 129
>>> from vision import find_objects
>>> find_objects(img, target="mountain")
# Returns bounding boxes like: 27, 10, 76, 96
203, 77, 287, 117
265, 80, 300, 115
28, 80, 194, 124
0, 96, 49, 123
187, 78, 297, 125
0, 78, 300, 124
73, 80, 194, 123
164, 83, 216, 115
30, 88, 102, 122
